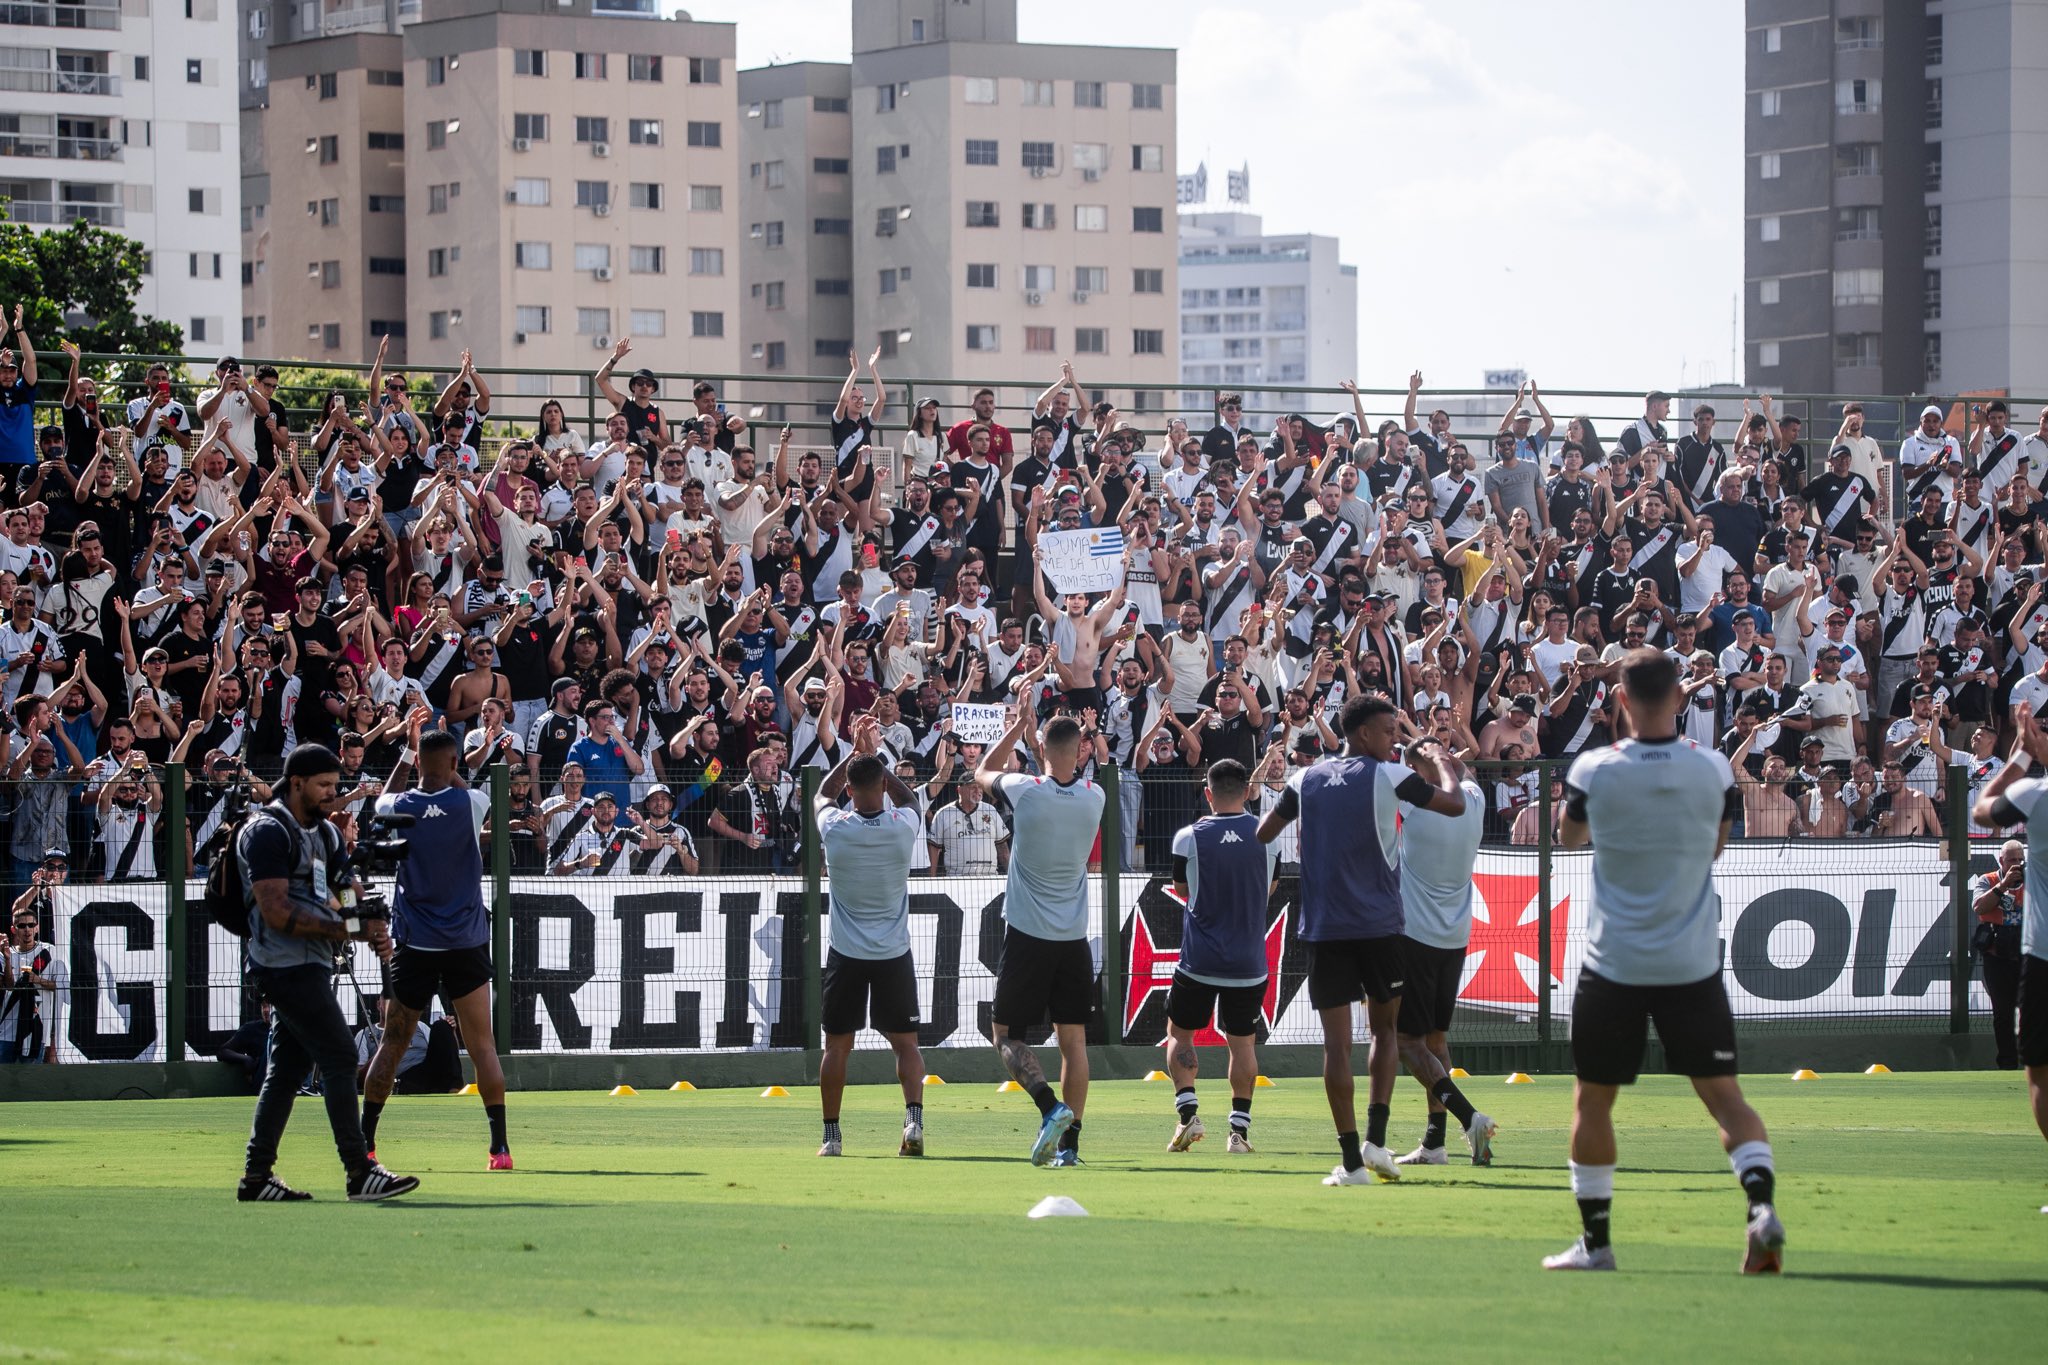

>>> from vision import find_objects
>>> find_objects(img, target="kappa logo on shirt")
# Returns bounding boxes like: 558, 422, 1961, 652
417, 806, 450, 820
1323, 772, 1346, 786
1219, 830, 1244, 844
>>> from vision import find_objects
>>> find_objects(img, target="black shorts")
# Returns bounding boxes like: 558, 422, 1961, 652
1397, 942, 1467, 1037
992, 927, 1095, 1030
1305, 936, 1409, 1010
1165, 970, 1266, 1036
820, 949, 921, 1037
1570, 967, 1738, 1086
389, 942, 493, 1014
2021, 954, 2048, 1068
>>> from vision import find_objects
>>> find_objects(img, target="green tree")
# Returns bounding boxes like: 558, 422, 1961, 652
0, 210, 184, 382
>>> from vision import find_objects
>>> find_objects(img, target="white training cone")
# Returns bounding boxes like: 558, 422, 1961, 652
1027, 1195, 1089, 1219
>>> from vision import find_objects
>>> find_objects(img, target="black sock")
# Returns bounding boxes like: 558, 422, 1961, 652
1424, 1111, 1448, 1150
1739, 1166, 1775, 1212
1059, 1119, 1081, 1154
1229, 1096, 1251, 1132
1338, 1130, 1363, 1171
1026, 1080, 1059, 1118
906, 1102, 923, 1126
822, 1118, 841, 1143
486, 1103, 508, 1153
1175, 1087, 1198, 1122
1429, 1076, 1476, 1127
1578, 1198, 1612, 1250
1365, 1103, 1389, 1149
360, 1099, 384, 1151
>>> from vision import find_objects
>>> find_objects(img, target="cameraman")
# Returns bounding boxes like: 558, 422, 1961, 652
1972, 838, 2026, 1070
363, 722, 511, 1169
236, 744, 418, 1204
1, 853, 68, 1064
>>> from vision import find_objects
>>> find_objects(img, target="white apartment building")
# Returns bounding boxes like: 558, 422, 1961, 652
1, 0, 241, 355
1176, 212, 1355, 420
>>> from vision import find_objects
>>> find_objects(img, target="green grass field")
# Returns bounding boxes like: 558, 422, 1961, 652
2, 1072, 2043, 1362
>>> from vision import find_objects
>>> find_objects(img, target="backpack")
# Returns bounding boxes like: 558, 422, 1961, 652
203, 808, 260, 937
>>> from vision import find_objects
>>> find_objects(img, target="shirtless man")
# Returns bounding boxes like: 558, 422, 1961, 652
1739, 755, 1798, 838
1032, 542, 1129, 711
1873, 761, 1942, 837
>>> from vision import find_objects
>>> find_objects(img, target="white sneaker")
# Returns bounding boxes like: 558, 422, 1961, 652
1464, 1112, 1498, 1166
1743, 1204, 1785, 1274
1395, 1143, 1449, 1166
1226, 1130, 1254, 1154
1167, 1115, 1206, 1152
1542, 1237, 1617, 1271
1321, 1163, 1375, 1186
898, 1121, 923, 1157
1361, 1142, 1400, 1183
817, 1137, 842, 1157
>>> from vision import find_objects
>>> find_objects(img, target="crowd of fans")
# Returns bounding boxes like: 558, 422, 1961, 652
4, 312, 2047, 896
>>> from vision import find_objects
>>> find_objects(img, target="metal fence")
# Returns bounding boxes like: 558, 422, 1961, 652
0, 754, 2001, 1068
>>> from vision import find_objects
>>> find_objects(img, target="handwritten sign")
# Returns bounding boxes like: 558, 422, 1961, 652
1038, 527, 1126, 596
949, 703, 1009, 745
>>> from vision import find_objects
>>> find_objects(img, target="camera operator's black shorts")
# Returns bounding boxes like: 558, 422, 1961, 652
820, 949, 921, 1037
390, 943, 494, 1013
2020, 954, 2048, 1068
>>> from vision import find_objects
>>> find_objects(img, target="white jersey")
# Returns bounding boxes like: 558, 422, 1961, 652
994, 772, 1105, 942
1398, 777, 1487, 950
819, 804, 920, 960
928, 799, 1008, 875
1564, 736, 1736, 986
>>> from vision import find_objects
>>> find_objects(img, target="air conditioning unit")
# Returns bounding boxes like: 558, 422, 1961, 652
592, 334, 611, 350
1028, 165, 1046, 178
512, 136, 531, 153
1023, 291, 1042, 307
513, 330, 528, 345
592, 201, 612, 217
592, 141, 611, 158
505, 189, 519, 203
593, 266, 613, 281
1082, 168, 1101, 182
1071, 291, 1090, 304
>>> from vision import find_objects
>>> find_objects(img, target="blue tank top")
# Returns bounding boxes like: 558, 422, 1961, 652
1173, 811, 1275, 984
376, 786, 489, 950
1290, 755, 1421, 941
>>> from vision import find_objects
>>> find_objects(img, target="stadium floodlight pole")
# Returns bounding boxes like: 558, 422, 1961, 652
1947, 780, 1970, 1037
165, 759, 187, 1066
491, 760, 512, 1055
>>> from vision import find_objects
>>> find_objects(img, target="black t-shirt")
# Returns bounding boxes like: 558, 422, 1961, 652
621, 398, 667, 449
948, 459, 1004, 546
529, 710, 582, 782
829, 415, 877, 500
287, 612, 343, 689
1544, 475, 1593, 533
496, 615, 559, 702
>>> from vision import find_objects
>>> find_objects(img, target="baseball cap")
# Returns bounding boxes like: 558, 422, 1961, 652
1829, 444, 1854, 460
1910, 684, 1935, 700
803, 677, 827, 694
592, 791, 618, 805
1509, 694, 1538, 714
1921, 404, 1945, 422
1826, 607, 1848, 622
644, 783, 672, 798
550, 676, 579, 698
1800, 735, 1824, 749
40, 848, 69, 866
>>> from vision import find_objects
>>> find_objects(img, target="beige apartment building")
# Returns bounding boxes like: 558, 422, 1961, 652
740, 0, 1179, 417
242, 0, 740, 403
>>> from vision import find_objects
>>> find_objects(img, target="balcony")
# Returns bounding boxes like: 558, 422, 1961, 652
321, 4, 390, 37
0, 0, 120, 31
0, 68, 119, 96
4, 199, 124, 226
0, 132, 120, 161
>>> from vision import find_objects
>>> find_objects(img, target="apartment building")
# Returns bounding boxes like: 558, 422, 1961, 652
1176, 212, 1357, 416
1745, 0, 2048, 396
0, 0, 240, 355
739, 0, 1179, 414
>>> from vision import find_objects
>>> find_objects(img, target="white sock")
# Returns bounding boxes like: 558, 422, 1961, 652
1728, 1139, 1773, 1179
1568, 1160, 1616, 1200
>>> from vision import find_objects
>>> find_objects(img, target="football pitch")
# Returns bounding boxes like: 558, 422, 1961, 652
3, 1072, 2041, 1363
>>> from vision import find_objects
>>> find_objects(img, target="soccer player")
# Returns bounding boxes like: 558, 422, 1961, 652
1389, 742, 1499, 1167
1969, 705, 2048, 1169
1165, 756, 1278, 1154
1545, 648, 1784, 1273
976, 709, 1106, 1167
1257, 695, 1467, 1186
814, 717, 929, 1158
362, 726, 512, 1171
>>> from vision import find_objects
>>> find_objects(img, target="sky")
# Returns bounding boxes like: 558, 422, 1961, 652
705, 0, 1744, 397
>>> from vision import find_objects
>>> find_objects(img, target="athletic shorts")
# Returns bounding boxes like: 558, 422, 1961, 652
2020, 954, 2048, 1069
389, 942, 493, 1014
1396, 942, 1467, 1037
991, 927, 1095, 1030
1164, 970, 1266, 1036
820, 949, 921, 1037
1570, 967, 1738, 1086
1305, 935, 1409, 1010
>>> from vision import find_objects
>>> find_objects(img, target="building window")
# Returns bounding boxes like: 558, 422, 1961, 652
630, 245, 665, 274
314, 197, 340, 225
1132, 268, 1162, 294
576, 116, 611, 144
691, 311, 724, 338
577, 308, 610, 336
1924, 332, 1941, 384
1834, 333, 1882, 368
965, 200, 1000, 228
426, 56, 445, 86
765, 281, 785, 309
1074, 80, 1104, 108
1836, 16, 1882, 50
189, 315, 208, 342
316, 135, 338, 165
1764, 25, 1780, 53
763, 160, 786, 189
814, 95, 848, 112
1924, 142, 1942, 194
513, 112, 548, 141
1021, 79, 1054, 106
367, 132, 404, 150
1071, 142, 1107, 173
1923, 268, 1941, 320
876, 145, 898, 174
965, 139, 998, 166
1758, 277, 1779, 305
1759, 88, 1780, 117
1758, 214, 1780, 242
965, 325, 999, 352
815, 278, 850, 296
320, 323, 341, 349
685, 121, 721, 147
368, 68, 400, 86
1132, 329, 1164, 355
966, 263, 997, 289
875, 206, 898, 236
317, 71, 337, 99
1758, 340, 1780, 369
514, 241, 552, 270
910, 17, 925, 41
689, 247, 724, 275
1834, 143, 1880, 178
688, 184, 722, 211
574, 243, 611, 272
514, 50, 546, 77
876, 330, 898, 359
1832, 208, 1884, 242
876, 83, 896, 112
1132, 206, 1163, 232
512, 177, 551, 206
877, 269, 896, 295
1835, 77, 1879, 114
631, 182, 663, 209
515, 305, 551, 334
1832, 268, 1883, 306
814, 157, 848, 174
1022, 326, 1054, 353
426, 249, 448, 278
1924, 204, 1942, 256
370, 320, 405, 340
188, 187, 205, 213
628, 119, 662, 146
1131, 82, 1162, 109
1075, 205, 1107, 232
688, 56, 720, 85
963, 76, 996, 104
576, 53, 608, 80
763, 342, 786, 370
764, 220, 784, 246
1759, 152, 1780, 180
367, 257, 405, 276
1132, 144, 1162, 172
427, 120, 448, 149
1075, 266, 1107, 294
1926, 14, 1943, 66
368, 195, 404, 212
186, 58, 203, 84
576, 181, 610, 209
1021, 141, 1055, 173
814, 218, 850, 235
762, 99, 783, 129
1074, 328, 1106, 354
1023, 265, 1055, 292
429, 311, 450, 340
1022, 203, 1054, 230
631, 309, 666, 337
1926, 77, 1942, 129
